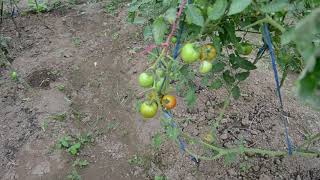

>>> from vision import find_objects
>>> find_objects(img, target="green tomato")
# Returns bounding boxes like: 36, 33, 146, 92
237, 43, 253, 55
156, 69, 165, 78
181, 43, 200, 64
140, 101, 158, 118
199, 61, 212, 74
138, 72, 154, 88
155, 78, 168, 94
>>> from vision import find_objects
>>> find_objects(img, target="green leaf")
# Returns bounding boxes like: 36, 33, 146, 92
164, 8, 176, 24
238, 58, 256, 70
223, 70, 235, 85
152, 17, 168, 45
133, 16, 146, 24
166, 126, 178, 140
281, 28, 294, 45
212, 62, 225, 73
297, 51, 320, 109
185, 87, 197, 107
209, 79, 223, 90
143, 25, 153, 40
185, 4, 204, 27
228, 0, 252, 15
68, 143, 81, 155
260, 0, 289, 13
207, 0, 228, 21
235, 72, 250, 81
231, 85, 241, 99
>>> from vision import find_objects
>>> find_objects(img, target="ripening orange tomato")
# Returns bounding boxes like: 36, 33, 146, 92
161, 95, 177, 110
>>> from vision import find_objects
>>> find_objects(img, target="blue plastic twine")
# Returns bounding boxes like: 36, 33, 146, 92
262, 24, 293, 155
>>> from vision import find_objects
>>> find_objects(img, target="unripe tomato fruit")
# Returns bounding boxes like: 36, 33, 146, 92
200, 45, 217, 61
138, 72, 154, 88
181, 43, 200, 64
237, 42, 253, 55
156, 69, 165, 78
140, 101, 158, 118
199, 61, 212, 74
161, 95, 177, 110
155, 78, 168, 94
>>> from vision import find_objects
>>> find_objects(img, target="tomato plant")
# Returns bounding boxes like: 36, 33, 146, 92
130, 0, 320, 161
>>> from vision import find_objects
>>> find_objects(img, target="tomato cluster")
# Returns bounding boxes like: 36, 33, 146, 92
181, 43, 217, 74
138, 43, 218, 119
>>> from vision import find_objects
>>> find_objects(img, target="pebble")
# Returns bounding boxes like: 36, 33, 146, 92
227, 169, 237, 176
241, 118, 250, 126
296, 175, 301, 180
220, 133, 228, 140
259, 174, 272, 180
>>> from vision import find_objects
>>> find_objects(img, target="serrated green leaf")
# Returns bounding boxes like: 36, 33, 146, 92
260, 0, 289, 13
185, 87, 197, 107
68, 142, 81, 155
235, 72, 250, 81
238, 58, 256, 70
231, 86, 241, 99
164, 8, 176, 24
152, 17, 168, 45
281, 28, 294, 45
223, 70, 235, 85
228, 0, 252, 15
143, 25, 153, 41
229, 54, 240, 69
212, 62, 225, 73
185, 4, 204, 27
209, 79, 223, 90
207, 0, 228, 21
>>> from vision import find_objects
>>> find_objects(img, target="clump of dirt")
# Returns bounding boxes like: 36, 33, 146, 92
26, 69, 58, 88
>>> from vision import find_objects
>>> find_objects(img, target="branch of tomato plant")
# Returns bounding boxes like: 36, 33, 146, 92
242, 15, 285, 33
298, 133, 320, 150
148, 0, 187, 71
181, 131, 320, 161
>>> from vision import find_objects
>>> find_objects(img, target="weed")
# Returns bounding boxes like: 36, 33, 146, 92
72, 37, 81, 47
67, 169, 81, 180
73, 159, 89, 168
104, 0, 127, 15
239, 162, 252, 173
128, 154, 145, 166
41, 119, 49, 131
56, 84, 65, 91
57, 133, 93, 156
50, 112, 67, 121
155, 176, 167, 180
106, 121, 119, 132
28, 0, 48, 13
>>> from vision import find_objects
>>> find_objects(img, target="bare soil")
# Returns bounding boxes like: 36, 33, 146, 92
0, 1, 319, 180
